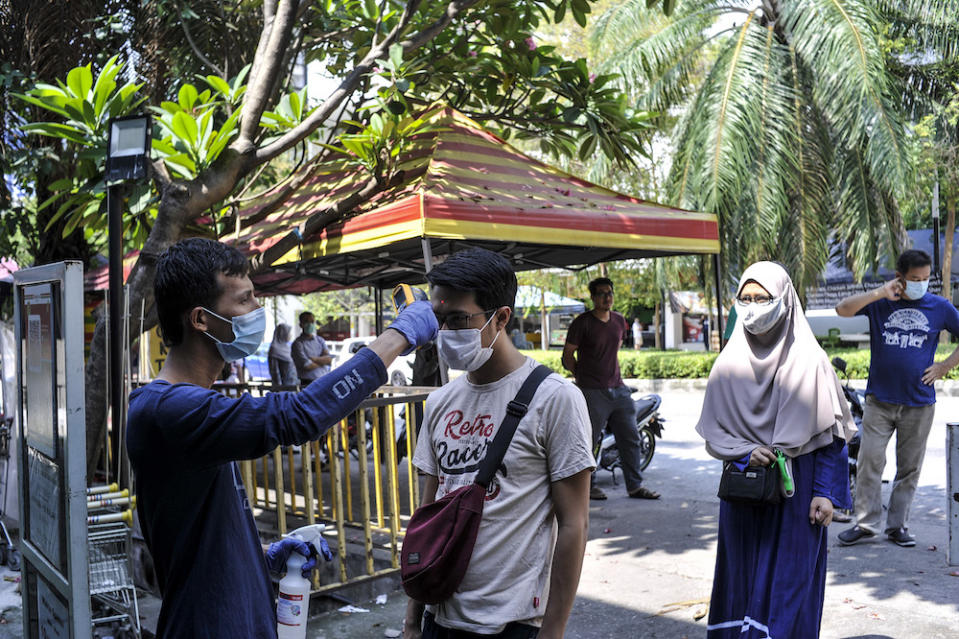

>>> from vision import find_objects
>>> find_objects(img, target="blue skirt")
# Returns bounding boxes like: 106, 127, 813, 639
706, 452, 828, 639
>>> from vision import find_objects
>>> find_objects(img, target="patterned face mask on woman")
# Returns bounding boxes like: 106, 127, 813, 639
736, 296, 786, 335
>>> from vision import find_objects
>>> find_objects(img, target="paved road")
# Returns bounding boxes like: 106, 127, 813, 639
307, 385, 959, 638
1, 386, 957, 638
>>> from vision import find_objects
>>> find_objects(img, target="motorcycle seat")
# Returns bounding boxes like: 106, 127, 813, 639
633, 395, 660, 420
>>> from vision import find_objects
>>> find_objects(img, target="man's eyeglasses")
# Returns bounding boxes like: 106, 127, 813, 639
593, 291, 613, 298
737, 294, 776, 306
434, 310, 496, 330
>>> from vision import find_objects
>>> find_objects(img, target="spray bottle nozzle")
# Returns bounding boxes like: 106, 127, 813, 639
286, 523, 332, 562
287, 523, 326, 544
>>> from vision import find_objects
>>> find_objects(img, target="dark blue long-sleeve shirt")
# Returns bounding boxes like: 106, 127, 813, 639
127, 348, 386, 638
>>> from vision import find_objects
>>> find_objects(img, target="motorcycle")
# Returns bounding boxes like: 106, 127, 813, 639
831, 357, 864, 502
594, 392, 666, 482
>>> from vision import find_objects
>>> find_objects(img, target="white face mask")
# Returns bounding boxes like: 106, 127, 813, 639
736, 296, 786, 335
437, 314, 501, 371
903, 279, 929, 300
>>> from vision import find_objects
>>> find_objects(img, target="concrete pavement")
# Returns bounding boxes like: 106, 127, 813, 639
305, 385, 959, 638
0, 385, 956, 638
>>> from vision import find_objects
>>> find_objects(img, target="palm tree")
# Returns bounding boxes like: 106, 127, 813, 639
591, 0, 957, 292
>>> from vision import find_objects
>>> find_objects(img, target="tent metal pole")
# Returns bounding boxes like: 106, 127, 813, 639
713, 253, 725, 349
375, 286, 383, 335
421, 239, 448, 385
421, 238, 434, 274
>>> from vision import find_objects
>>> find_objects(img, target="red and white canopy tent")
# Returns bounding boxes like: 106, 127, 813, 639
86, 106, 723, 333
232, 106, 721, 326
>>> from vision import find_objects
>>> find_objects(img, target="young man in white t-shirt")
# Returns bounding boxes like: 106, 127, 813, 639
403, 248, 594, 639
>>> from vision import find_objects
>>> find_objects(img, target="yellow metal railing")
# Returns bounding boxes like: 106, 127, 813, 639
226, 382, 433, 592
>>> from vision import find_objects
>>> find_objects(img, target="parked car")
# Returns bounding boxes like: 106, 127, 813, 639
332, 336, 415, 386
242, 342, 271, 381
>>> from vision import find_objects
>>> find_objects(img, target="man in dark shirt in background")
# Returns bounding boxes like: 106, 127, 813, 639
126, 238, 437, 637
563, 277, 660, 500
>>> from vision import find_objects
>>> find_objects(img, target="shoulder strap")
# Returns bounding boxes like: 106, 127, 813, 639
474, 365, 553, 488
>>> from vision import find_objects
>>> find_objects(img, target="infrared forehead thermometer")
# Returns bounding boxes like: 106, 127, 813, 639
391, 283, 429, 313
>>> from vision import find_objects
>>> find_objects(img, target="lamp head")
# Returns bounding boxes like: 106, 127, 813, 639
106, 115, 151, 182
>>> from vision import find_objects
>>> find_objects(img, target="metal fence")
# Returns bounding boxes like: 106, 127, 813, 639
217, 382, 432, 594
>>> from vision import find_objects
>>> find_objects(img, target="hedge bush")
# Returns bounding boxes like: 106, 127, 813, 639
522, 344, 959, 380
523, 349, 719, 379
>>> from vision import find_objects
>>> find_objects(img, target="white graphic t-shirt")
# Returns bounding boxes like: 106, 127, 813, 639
412, 357, 594, 633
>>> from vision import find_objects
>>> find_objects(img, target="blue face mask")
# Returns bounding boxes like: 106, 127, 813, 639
202, 307, 266, 362
903, 279, 929, 300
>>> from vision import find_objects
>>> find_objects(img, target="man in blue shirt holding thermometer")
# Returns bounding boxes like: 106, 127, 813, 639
127, 238, 437, 637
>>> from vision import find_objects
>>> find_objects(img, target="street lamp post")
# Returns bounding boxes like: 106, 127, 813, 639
933, 181, 941, 275
105, 114, 151, 485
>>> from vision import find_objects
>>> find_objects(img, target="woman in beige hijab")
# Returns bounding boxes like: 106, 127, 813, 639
696, 261, 856, 639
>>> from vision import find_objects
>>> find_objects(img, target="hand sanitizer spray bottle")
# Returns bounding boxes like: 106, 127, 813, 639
277, 524, 326, 639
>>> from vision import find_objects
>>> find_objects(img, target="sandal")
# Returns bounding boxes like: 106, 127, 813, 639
629, 486, 660, 500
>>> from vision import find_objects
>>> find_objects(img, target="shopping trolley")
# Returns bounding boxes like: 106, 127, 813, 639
88, 488, 140, 638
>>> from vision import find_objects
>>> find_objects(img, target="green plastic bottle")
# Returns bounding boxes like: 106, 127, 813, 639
775, 449, 795, 497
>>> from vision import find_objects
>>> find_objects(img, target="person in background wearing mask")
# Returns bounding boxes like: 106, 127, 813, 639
127, 238, 437, 637
563, 278, 659, 500
292, 311, 332, 386
697, 261, 855, 638
404, 248, 594, 639
268, 323, 297, 388
835, 249, 959, 547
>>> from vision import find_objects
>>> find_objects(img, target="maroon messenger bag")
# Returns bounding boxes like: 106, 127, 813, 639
401, 365, 552, 604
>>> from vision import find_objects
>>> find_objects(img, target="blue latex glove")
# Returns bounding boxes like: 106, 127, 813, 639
316, 536, 334, 562
387, 300, 439, 355
265, 538, 317, 577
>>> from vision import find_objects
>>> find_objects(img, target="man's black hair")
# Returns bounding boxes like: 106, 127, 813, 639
588, 277, 614, 296
155, 238, 249, 346
299, 311, 314, 325
426, 248, 517, 312
896, 249, 932, 275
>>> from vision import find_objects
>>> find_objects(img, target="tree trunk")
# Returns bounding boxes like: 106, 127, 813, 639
84, 158, 251, 478
941, 191, 956, 344
653, 301, 662, 350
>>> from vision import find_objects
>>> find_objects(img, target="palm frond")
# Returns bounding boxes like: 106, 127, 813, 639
591, 0, 731, 118
782, 0, 909, 192
877, 0, 959, 63
833, 145, 902, 276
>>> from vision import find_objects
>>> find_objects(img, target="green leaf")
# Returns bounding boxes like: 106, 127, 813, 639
14, 93, 70, 118
206, 75, 231, 96
160, 153, 197, 179
171, 111, 198, 146
389, 44, 404, 71
48, 177, 74, 191
289, 90, 302, 121
66, 65, 93, 99
22, 122, 89, 145
178, 84, 199, 111
37, 191, 67, 213
159, 101, 182, 115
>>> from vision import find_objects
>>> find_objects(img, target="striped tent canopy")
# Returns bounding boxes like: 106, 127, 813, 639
232, 105, 719, 295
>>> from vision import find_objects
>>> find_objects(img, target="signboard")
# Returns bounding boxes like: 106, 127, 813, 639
138, 325, 167, 380
14, 262, 91, 638
806, 273, 943, 310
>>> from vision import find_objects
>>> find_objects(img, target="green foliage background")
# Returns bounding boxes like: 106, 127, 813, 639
519, 345, 959, 380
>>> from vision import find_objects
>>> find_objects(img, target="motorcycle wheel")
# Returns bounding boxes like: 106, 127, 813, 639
637, 427, 655, 471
